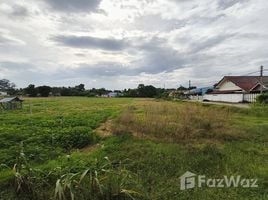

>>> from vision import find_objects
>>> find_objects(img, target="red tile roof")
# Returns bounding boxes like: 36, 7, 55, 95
216, 76, 268, 92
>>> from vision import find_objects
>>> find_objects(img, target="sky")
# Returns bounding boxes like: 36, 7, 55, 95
0, 0, 268, 89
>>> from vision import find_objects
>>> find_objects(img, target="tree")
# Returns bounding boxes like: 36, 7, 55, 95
24, 84, 37, 97
37, 86, 51, 97
60, 87, 71, 96
137, 84, 157, 97
0, 79, 16, 94
75, 84, 85, 92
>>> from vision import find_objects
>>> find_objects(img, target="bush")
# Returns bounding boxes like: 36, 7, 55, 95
256, 93, 268, 104
56, 127, 96, 149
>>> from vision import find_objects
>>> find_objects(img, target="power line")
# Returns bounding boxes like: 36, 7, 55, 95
180, 66, 266, 88
240, 70, 260, 76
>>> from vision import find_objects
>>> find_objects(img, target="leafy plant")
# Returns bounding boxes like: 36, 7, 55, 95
256, 93, 268, 104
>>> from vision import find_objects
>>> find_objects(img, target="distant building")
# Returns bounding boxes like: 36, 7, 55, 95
101, 92, 121, 98
107, 92, 118, 97
0, 97, 23, 110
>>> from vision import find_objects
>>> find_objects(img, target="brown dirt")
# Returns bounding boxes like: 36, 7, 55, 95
95, 119, 113, 138
80, 120, 113, 153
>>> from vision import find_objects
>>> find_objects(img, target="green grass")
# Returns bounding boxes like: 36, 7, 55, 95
0, 97, 133, 166
0, 98, 267, 200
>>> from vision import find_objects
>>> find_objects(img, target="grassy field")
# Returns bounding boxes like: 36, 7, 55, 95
0, 97, 267, 200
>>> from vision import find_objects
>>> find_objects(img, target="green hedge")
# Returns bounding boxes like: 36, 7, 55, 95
55, 126, 96, 149
256, 93, 268, 104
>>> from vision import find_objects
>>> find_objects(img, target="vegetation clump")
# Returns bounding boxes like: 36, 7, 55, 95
256, 93, 268, 104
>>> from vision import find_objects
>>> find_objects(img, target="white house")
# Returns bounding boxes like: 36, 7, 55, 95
204, 76, 268, 103
101, 92, 121, 98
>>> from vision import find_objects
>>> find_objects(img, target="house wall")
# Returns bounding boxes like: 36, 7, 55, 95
203, 93, 244, 103
203, 93, 258, 103
189, 95, 203, 101
218, 81, 241, 91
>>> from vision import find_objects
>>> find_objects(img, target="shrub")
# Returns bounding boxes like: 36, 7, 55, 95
56, 127, 96, 149
256, 93, 268, 104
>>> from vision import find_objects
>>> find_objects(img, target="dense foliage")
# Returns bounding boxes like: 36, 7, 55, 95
256, 93, 268, 104
0, 79, 16, 95
1, 79, 175, 98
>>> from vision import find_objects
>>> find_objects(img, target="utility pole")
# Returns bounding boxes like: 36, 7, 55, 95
189, 80, 191, 89
260, 66, 264, 94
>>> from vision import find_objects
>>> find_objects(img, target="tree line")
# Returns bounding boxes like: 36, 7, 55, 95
0, 79, 178, 98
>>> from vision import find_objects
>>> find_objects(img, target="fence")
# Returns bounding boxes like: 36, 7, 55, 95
243, 93, 259, 103
202, 93, 260, 103
189, 95, 203, 101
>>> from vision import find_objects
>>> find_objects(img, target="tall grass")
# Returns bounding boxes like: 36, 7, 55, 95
53, 157, 142, 200
5, 146, 142, 200
113, 101, 243, 143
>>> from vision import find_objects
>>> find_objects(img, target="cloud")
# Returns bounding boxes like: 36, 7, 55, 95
1, 0, 268, 89
133, 14, 186, 32
52, 35, 128, 51
73, 62, 130, 77
43, 0, 102, 13
188, 33, 236, 54
68, 37, 187, 77
9, 4, 29, 17
0, 32, 25, 46
0, 61, 33, 71
133, 38, 186, 74
0, 35, 14, 45
217, 0, 250, 9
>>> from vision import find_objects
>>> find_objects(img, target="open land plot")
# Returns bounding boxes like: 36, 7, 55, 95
0, 97, 267, 200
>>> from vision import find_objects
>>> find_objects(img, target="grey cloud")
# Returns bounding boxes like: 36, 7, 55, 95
53, 35, 128, 51
133, 14, 186, 31
9, 5, 29, 17
43, 0, 102, 13
0, 35, 12, 45
75, 53, 86, 57
68, 38, 187, 77
75, 63, 130, 77
71, 37, 187, 76
0, 62, 47, 86
189, 33, 236, 54
0, 34, 22, 46
130, 37, 187, 74
217, 0, 250, 9
134, 47, 185, 74
189, 14, 226, 26
0, 61, 36, 71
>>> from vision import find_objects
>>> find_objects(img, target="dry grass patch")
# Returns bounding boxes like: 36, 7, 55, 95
112, 100, 244, 143
95, 119, 114, 138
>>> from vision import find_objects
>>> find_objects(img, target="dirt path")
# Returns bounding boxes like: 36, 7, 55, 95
80, 119, 114, 152
95, 119, 114, 137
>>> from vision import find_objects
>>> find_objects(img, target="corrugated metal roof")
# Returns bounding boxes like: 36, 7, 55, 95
0, 97, 23, 103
